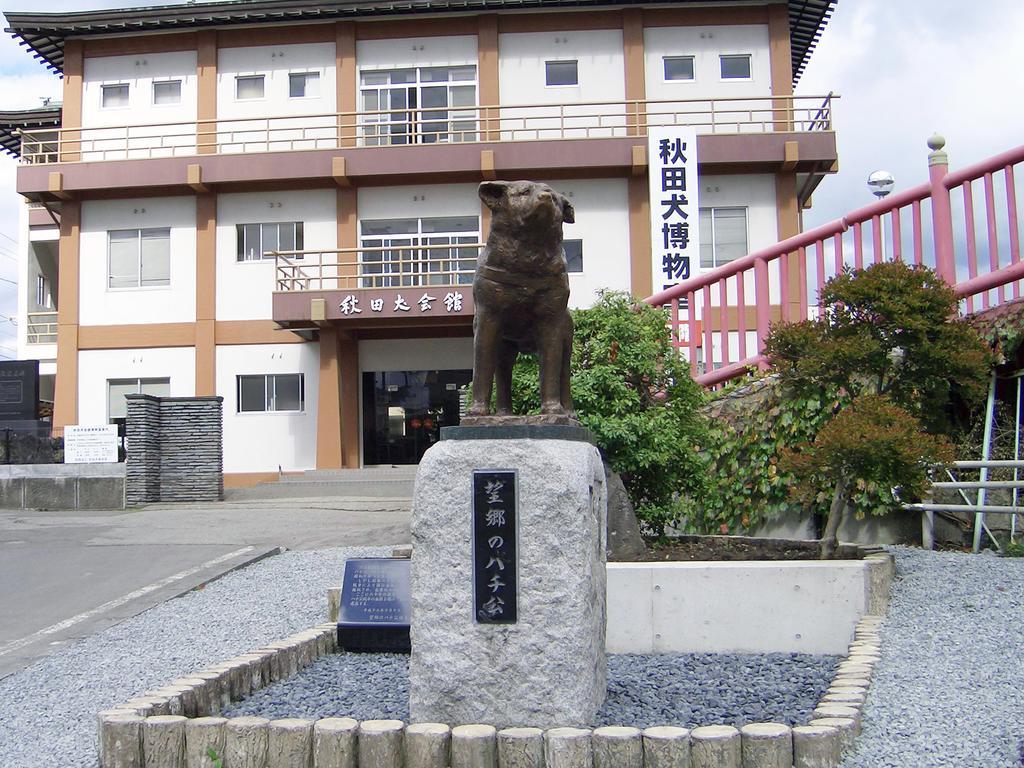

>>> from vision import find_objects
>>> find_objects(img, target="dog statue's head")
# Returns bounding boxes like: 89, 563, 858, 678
479, 180, 575, 230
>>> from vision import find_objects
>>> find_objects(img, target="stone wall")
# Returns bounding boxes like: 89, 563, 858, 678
0, 463, 125, 510
126, 395, 223, 505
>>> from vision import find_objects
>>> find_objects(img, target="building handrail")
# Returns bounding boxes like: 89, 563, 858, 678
16, 93, 838, 164
273, 242, 484, 292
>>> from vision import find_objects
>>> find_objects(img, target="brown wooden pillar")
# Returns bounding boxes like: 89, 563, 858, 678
776, 172, 802, 320
197, 31, 217, 154
53, 201, 81, 429
628, 174, 652, 298
768, 2, 794, 131
339, 334, 361, 468
336, 22, 357, 147
478, 15, 500, 141
61, 40, 83, 162
195, 193, 217, 395
622, 8, 646, 136
316, 326, 344, 469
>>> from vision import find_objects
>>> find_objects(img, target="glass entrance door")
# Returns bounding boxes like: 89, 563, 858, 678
362, 369, 472, 465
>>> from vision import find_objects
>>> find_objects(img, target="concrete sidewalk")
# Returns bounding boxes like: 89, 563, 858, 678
0, 496, 411, 678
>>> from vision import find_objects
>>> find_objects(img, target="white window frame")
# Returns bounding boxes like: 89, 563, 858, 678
564, 239, 584, 273
663, 55, 695, 82
152, 79, 182, 106
35, 274, 53, 308
545, 60, 579, 87
699, 207, 749, 270
719, 54, 753, 81
236, 221, 305, 262
107, 228, 171, 290
236, 373, 305, 413
359, 65, 478, 146
107, 377, 171, 422
235, 74, 266, 101
359, 215, 479, 287
288, 71, 321, 99
101, 83, 131, 109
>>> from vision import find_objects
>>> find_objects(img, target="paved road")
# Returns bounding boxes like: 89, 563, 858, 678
0, 496, 411, 679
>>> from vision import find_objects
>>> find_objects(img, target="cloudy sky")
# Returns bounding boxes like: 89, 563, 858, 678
0, 0, 1022, 360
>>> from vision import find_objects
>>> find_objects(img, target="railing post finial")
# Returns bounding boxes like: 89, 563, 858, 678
927, 133, 947, 167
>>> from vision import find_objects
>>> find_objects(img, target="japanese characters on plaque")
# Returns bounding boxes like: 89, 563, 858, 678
648, 126, 700, 297
337, 290, 465, 316
472, 470, 518, 624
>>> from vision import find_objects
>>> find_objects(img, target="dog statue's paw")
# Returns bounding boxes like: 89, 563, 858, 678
466, 403, 490, 417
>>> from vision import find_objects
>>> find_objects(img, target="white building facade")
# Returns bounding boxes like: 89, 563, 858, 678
2, 0, 837, 485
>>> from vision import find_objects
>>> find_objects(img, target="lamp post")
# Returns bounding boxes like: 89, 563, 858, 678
867, 170, 895, 261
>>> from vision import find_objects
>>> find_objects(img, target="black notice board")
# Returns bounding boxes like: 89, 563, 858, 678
473, 469, 518, 624
337, 557, 411, 653
0, 360, 38, 420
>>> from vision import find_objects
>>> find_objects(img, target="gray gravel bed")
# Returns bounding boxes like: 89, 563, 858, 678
841, 547, 1024, 768
0, 546, 392, 768
225, 650, 837, 728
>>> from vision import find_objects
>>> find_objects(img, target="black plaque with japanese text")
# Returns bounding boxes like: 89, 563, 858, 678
473, 469, 518, 624
337, 557, 411, 652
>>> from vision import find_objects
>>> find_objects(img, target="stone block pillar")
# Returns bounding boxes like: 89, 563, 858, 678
409, 430, 607, 727
125, 395, 223, 504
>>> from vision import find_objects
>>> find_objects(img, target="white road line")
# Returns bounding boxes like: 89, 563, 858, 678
0, 545, 256, 658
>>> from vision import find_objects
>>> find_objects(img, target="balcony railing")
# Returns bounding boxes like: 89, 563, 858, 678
644, 137, 1024, 388
17, 93, 836, 164
26, 311, 57, 344
275, 242, 484, 292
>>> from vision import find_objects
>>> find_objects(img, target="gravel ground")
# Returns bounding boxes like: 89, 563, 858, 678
841, 547, 1024, 768
0, 546, 392, 768
1, 545, 1022, 768
225, 651, 836, 728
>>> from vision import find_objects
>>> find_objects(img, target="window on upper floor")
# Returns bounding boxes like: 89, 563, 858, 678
35, 275, 53, 309
360, 65, 477, 146
289, 72, 321, 99
236, 222, 304, 262
564, 239, 583, 273
699, 207, 748, 269
235, 74, 266, 100
152, 80, 182, 106
663, 56, 695, 82
107, 377, 170, 422
237, 373, 304, 413
101, 84, 130, 109
360, 215, 479, 287
720, 55, 752, 80
545, 60, 578, 87
108, 228, 170, 289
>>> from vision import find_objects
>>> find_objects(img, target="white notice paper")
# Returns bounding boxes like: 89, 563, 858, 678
64, 424, 118, 464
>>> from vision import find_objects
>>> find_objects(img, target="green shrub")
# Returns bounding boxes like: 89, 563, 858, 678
696, 262, 990, 553
509, 291, 709, 535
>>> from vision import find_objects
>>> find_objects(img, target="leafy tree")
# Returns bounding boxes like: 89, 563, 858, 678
510, 291, 709, 535
763, 262, 990, 557
780, 394, 954, 557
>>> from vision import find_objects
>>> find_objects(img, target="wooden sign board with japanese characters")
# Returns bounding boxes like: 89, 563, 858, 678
648, 126, 700, 297
472, 470, 518, 624
334, 288, 473, 320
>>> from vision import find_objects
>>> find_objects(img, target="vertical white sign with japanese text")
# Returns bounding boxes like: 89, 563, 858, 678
648, 126, 699, 297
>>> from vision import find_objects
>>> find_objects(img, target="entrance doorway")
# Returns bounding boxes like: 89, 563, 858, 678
362, 369, 472, 465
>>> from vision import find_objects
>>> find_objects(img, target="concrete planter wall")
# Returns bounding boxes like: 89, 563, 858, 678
608, 552, 894, 655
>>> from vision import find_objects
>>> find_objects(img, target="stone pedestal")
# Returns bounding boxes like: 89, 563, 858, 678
409, 431, 607, 727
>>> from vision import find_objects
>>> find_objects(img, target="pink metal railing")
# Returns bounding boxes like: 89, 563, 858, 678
645, 137, 1024, 387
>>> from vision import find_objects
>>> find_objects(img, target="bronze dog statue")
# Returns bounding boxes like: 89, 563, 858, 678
468, 180, 576, 419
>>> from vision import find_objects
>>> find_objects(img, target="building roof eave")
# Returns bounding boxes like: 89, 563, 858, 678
4, 0, 836, 82
0, 106, 62, 158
